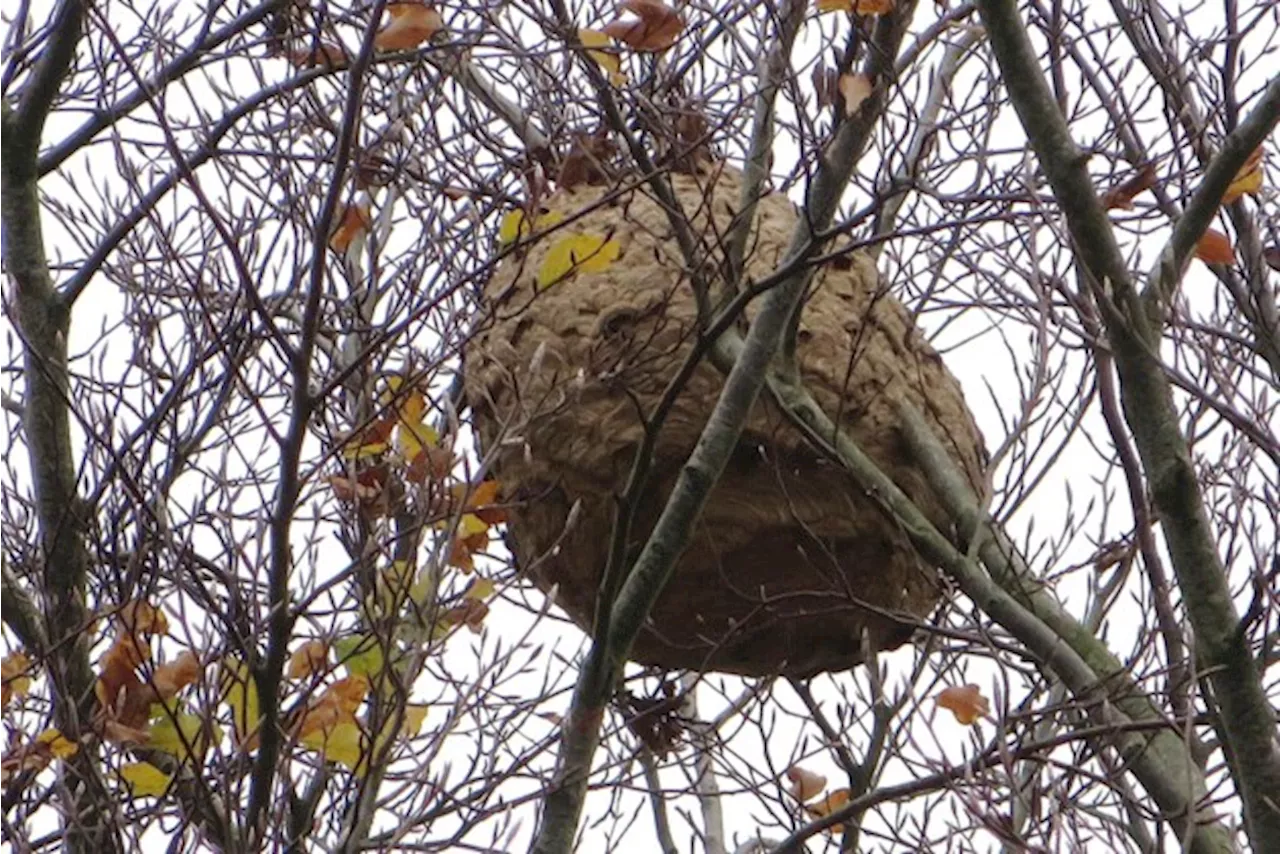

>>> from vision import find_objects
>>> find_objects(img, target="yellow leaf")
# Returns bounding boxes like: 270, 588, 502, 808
936, 683, 990, 725
497, 210, 527, 247
120, 761, 172, 797
400, 388, 426, 424
341, 440, 389, 460
458, 513, 489, 538
465, 576, 496, 601
402, 704, 429, 736
397, 418, 439, 461
805, 788, 851, 833
1222, 146, 1263, 204
36, 728, 79, 759
498, 209, 566, 248
301, 720, 365, 770
149, 709, 221, 762
2, 652, 34, 708
785, 765, 827, 802
579, 29, 627, 86
536, 234, 621, 289
409, 566, 438, 607
220, 659, 261, 749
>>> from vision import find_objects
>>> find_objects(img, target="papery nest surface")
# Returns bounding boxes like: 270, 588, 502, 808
465, 167, 984, 677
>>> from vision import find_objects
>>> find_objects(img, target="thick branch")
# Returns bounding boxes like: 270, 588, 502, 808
724, 0, 807, 286
767, 379, 1232, 854
530, 6, 919, 849
2, 2, 121, 852
974, 0, 1280, 847
1, 566, 48, 653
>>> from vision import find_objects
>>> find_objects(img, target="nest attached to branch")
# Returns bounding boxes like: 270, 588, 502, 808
465, 167, 984, 677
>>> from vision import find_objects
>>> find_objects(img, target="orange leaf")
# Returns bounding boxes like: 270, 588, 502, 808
856, 0, 893, 12
804, 788, 851, 833
151, 651, 201, 700
1099, 163, 1157, 210
601, 0, 684, 52
837, 73, 873, 117
1222, 146, 1263, 204
936, 683, 990, 725
294, 675, 369, 740
328, 201, 371, 254
447, 529, 488, 572
288, 640, 330, 680
1194, 229, 1234, 265
785, 765, 828, 802
286, 42, 348, 69
327, 675, 370, 717
817, 0, 892, 12
467, 480, 507, 524
375, 2, 444, 52
117, 600, 169, 639
95, 639, 157, 734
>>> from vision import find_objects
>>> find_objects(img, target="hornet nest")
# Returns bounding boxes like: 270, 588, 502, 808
464, 166, 984, 677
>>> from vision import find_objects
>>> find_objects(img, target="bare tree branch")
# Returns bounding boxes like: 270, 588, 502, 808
974, 0, 1280, 847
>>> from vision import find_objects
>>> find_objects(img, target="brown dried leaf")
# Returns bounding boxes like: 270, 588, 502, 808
442, 598, 489, 634
812, 65, 839, 110
558, 131, 616, 190
446, 528, 488, 572
294, 675, 369, 739
1, 729, 79, 785
285, 42, 348, 69
601, 0, 684, 52
1099, 163, 1157, 210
